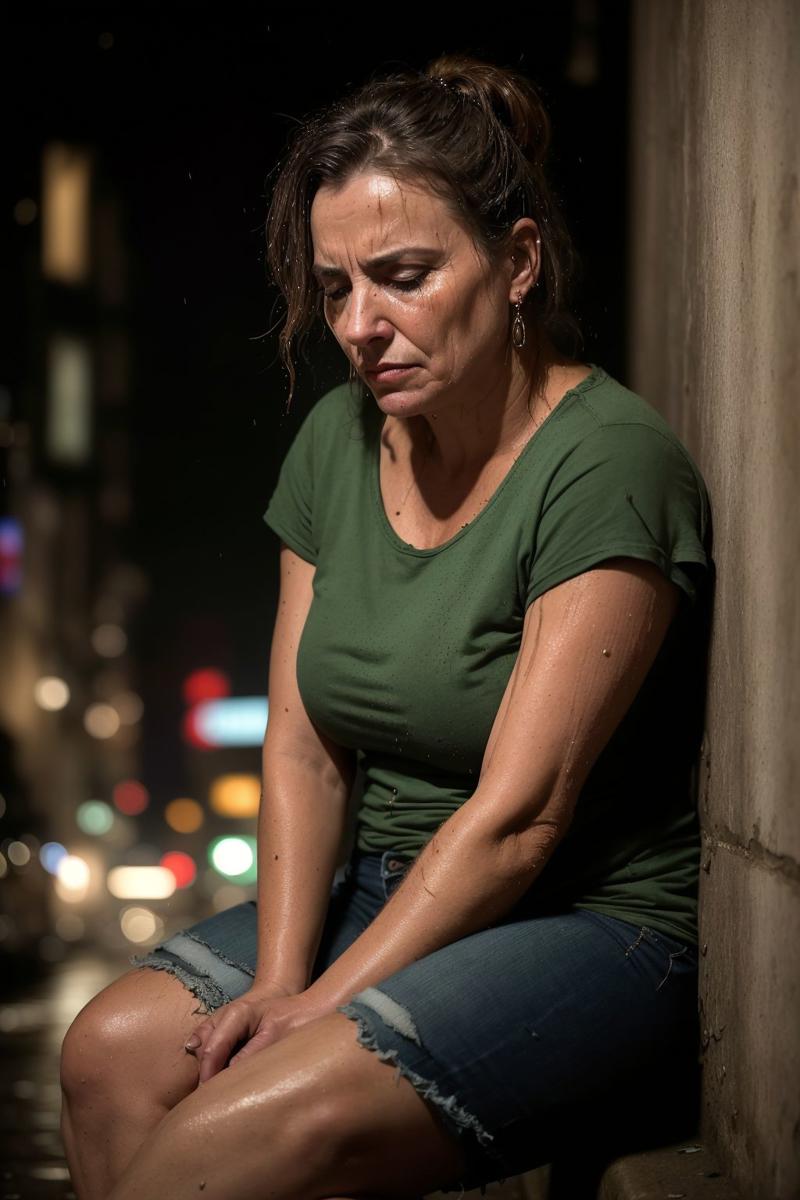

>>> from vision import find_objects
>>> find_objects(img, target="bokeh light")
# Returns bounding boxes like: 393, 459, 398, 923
107, 866, 175, 899
183, 667, 230, 706
208, 835, 257, 884
34, 675, 70, 711
119, 906, 165, 945
210, 774, 260, 819
91, 623, 127, 657
191, 698, 268, 748
160, 851, 196, 889
7, 841, 31, 867
76, 800, 114, 836
39, 841, 68, 873
55, 855, 91, 902
112, 779, 149, 815
164, 797, 204, 834
111, 689, 144, 725
84, 703, 120, 739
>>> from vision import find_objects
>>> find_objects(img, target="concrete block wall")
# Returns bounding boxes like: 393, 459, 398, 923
627, 3, 800, 1197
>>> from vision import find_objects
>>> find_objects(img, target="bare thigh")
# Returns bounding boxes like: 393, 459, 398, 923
107, 1011, 469, 1200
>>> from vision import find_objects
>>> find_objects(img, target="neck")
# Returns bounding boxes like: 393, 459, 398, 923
406, 331, 570, 478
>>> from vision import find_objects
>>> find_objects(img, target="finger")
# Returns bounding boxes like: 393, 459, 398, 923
198, 1010, 252, 1083
184, 1015, 216, 1055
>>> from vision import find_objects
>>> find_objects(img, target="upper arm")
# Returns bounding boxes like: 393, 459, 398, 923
472, 556, 681, 850
263, 543, 354, 791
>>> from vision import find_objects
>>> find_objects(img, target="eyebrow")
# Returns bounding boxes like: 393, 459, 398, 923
311, 245, 439, 279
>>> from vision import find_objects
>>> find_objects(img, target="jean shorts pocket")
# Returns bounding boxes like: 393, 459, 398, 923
625, 925, 696, 993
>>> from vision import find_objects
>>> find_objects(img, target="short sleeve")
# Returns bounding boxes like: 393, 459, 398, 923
527, 423, 710, 609
262, 403, 317, 564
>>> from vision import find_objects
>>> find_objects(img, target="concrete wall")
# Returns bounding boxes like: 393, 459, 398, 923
628, 3, 799, 1197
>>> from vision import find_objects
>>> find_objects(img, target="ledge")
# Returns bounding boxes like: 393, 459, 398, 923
597, 1140, 742, 1200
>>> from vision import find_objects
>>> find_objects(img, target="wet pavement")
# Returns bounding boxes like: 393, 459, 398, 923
0, 950, 122, 1198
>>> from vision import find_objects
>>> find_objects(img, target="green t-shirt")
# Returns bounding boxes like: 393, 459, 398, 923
263, 364, 713, 945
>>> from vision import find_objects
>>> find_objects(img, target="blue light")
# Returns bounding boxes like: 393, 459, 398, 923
193, 697, 269, 748
40, 842, 68, 874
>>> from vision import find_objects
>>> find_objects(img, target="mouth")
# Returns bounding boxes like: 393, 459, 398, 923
365, 364, 417, 382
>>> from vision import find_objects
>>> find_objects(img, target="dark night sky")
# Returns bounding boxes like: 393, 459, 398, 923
1, 7, 630, 797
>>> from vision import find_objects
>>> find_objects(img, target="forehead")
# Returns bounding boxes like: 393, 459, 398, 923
310, 171, 462, 258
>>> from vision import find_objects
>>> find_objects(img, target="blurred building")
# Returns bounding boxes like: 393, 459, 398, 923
0, 139, 154, 970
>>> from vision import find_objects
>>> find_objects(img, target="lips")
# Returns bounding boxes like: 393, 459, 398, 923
366, 363, 416, 378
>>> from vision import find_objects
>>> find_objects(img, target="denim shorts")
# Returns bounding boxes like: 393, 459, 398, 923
130, 848, 700, 1194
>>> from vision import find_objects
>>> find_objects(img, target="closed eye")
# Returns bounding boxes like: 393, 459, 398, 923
320, 271, 430, 302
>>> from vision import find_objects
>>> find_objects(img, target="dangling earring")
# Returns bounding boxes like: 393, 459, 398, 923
511, 294, 526, 349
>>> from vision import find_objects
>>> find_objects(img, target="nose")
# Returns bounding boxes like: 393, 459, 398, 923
341, 281, 391, 349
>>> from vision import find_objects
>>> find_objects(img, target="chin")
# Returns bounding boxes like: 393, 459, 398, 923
367, 381, 440, 418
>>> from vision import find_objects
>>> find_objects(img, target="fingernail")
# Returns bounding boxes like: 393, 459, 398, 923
185, 1034, 200, 1050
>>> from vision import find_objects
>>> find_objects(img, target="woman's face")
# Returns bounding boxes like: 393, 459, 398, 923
310, 170, 520, 419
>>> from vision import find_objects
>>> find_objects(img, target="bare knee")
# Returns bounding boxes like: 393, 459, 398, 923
60, 965, 204, 1114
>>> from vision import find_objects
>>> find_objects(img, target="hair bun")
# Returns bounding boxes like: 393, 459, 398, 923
426, 53, 551, 166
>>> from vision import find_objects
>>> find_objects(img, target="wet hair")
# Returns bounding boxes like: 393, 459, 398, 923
265, 52, 583, 408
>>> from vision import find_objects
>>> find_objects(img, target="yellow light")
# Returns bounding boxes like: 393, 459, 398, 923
34, 676, 70, 711
42, 142, 91, 284
84, 703, 120, 739
120, 906, 165, 945
164, 798, 204, 834
55, 855, 91, 902
210, 774, 261, 819
107, 866, 176, 900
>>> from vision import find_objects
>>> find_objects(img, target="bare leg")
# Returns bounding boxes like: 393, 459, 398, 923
107, 1012, 468, 1200
60, 966, 209, 1199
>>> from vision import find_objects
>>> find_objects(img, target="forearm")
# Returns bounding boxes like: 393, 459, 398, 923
306, 792, 563, 1010
254, 745, 351, 992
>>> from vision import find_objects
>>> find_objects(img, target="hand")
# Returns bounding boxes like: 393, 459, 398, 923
184, 982, 328, 1085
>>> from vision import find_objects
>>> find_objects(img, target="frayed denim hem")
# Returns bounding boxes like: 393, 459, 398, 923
129, 951, 231, 1014
337, 1000, 507, 1197
337, 999, 494, 1148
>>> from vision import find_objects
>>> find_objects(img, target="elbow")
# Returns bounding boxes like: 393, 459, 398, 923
501, 818, 568, 880
481, 792, 576, 883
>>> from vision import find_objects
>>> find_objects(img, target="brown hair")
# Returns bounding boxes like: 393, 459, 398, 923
265, 53, 583, 408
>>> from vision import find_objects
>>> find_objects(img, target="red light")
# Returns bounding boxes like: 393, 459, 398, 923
182, 669, 230, 706
112, 779, 149, 815
160, 851, 197, 889
182, 706, 210, 749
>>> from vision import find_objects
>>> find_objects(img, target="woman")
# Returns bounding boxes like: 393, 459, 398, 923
60, 55, 713, 1200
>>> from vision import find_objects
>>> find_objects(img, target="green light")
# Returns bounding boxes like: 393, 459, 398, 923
207, 836, 257, 885
76, 800, 114, 836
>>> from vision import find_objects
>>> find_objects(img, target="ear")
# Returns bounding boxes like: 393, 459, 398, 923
507, 217, 541, 304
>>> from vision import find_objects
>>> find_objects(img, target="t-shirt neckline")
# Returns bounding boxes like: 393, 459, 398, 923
373, 363, 606, 557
